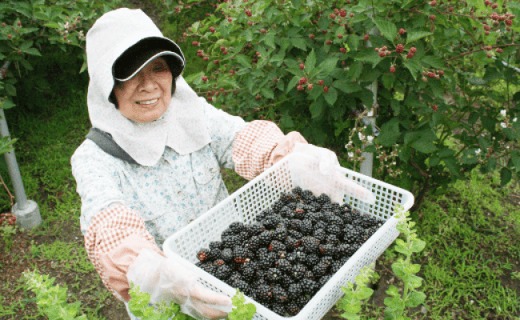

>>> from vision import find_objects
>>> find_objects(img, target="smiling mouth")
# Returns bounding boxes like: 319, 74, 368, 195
136, 98, 159, 105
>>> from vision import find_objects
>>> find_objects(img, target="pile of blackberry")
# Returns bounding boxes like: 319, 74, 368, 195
195, 187, 383, 317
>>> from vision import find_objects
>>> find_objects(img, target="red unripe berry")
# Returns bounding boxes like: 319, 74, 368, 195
227, 18, 233, 23
317, 80, 324, 86
325, 39, 332, 45
323, 86, 329, 93
203, 56, 209, 61
192, 41, 200, 46
389, 65, 396, 73
202, 76, 208, 82
299, 63, 305, 70
1, 22, 6, 27
339, 9, 347, 17
363, 34, 370, 41
505, 19, 513, 26
297, 84, 304, 91
406, 52, 414, 59
432, 104, 438, 112
395, 43, 405, 53
427, 71, 436, 78
245, 9, 252, 17
438, 70, 444, 76
260, 28, 267, 34
399, 28, 406, 35
309, 33, 315, 40
379, 51, 386, 58
17, 21, 22, 27
491, 3, 498, 9
410, 47, 417, 53
429, 15, 436, 21
307, 83, 314, 90
340, 47, 346, 53
429, 0, 437, 6
337, 34, 343, 39
7, 34, 12, 39
329, 13, 336, 19
209, 26, 216, 33
484, 0, 491, 6
496, 48, 503, 53
213, 60, 220, 65
299, 77, 307, 85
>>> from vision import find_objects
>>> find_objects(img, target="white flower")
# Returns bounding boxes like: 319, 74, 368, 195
500, 122, 507, 128
513, 117, 518, 123
367, 135, 374, 143
500, 109, 507, 117
348, 152, 354, 158
475, 148, 481, 155
358, 132, 365, 141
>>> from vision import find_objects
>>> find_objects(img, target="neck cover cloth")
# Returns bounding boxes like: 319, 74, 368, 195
86, 8, 211, 166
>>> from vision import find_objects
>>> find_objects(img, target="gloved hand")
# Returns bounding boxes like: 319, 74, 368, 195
288, 143, 376, 204
127, 249, 232, 320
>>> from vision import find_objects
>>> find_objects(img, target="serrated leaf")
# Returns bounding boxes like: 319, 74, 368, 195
403, 59, 422, 80
260, 87, 274, 99
291, 37, 307, 50
305, 50, 317, 71
324, 87, 338, 106
355, 50, 382, 68
23, 47, 41, 56
332, 80, 361, 94
235, 54, 252, 68
374, 18, 397, 42
406, 31, 432, 44
287, 75, 300, 93
421, 55, 445, 69
500, 167, 512, 186
406, 291, 426, 308
263, 31, 276, 48
317, 57, 339, 77
378, 118, 400, 147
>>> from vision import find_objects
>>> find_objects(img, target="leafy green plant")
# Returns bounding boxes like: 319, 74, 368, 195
336, 263, 379, 319
0, 224, 16, 251
383, 207, 426, 319
228, 289, 256, 320
175, 0, 519, 208
24, 270, 87, 320
127, 284, 193, 320
336, 206, 426, 319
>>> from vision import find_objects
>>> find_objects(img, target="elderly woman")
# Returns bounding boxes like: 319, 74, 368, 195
72, 7, 371, 319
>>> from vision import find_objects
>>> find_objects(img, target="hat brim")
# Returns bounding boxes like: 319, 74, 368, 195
113, 37, 185, 82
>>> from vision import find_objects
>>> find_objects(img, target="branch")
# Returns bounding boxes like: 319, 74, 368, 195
0, 61, 11, 80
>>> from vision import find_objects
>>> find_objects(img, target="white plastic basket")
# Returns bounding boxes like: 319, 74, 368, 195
163, 154, 414, 320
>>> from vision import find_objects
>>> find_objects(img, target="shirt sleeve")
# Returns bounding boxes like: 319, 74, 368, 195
84, 204, 162, 301
231, 120, 308, 181
71, 140, 127, 234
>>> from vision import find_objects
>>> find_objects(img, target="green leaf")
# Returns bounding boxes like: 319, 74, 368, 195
420, 55, 445, 69
406, 31, 432, 44
403, 59, 422, 80
405, 130, 437, 153
346, 61, 363, 80
316, 57, 339, 77
406, 291, 426, 308
260, 87, 274, 99
305, 50, 317, 71
374, 18, 397, 42
355, 49, 382, 68
228, 290, 256, 320
378, 119, 401, 147
324, 87, 338, 106
263, 31, 276, 48
23, 47, 41, 56
291, 37, 307, 50
332, 80, 362, 94
235, 54, 252, 68
500, 167, 512, 186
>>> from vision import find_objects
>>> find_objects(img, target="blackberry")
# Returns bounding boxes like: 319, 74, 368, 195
359, 214, 379, 228
221, 248, 233, 263
318, 243, 336, 256
221, 234, 240, 248
286, 302, 301, 316
209, 241, 223, 250
214, 264, 233, 280
318, 274, 332, 288
290, 263, 308, 280
268, 240, 286, 253
301, 236, 320, 254
337, 243, 354, 257
304, 253, 320, 268
331, 260, 345, 273
300, 278, 318, 296
284, 235, 302, 250
257, 249, 276, 268
262, 214, 282, 229
258, 230, 274, 245
326, 214, 345, 227
197, 261, 216, 274
287, 282, 304, 300
196, 248, 210, 262
286, 250, 306, 264
300, 219, 314, 235
279, 274, 295, 287
238, 261, 257, 282
325, 234, 340, 245
312, 261, 330, 277
273, 225, 288, 241
271, 200, 285, 213
313, 228, 327, 242
314, 220, 328, 231
343, 224, 364, 244
272, 284, 288, 303
232, 279, 250, 294
245, 222, 264, 236
291, 186, 304, 197
212, 258, 225, 266
279, 206, 295, 219
316, 193, 331, 205
254, 283, 273, 302
275, 258, 292, 273
207, 248, 222, 261
288, 219, 303, 230
245, 235, 261, 251
229, 221, 246, 233
294, 294, 310, 308
233, 246, 251, 264
306, 211, 322, 223
301, 190, 315, 203
266, 267, 283, 284
271, 303, 287, 316
280, 191, 296, 203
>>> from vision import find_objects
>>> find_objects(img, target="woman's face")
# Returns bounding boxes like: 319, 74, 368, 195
113, 57, 173, 123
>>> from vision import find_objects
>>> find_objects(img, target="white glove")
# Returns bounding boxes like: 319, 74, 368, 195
127, 249, 232, 320
289, 143, 376, 204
